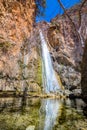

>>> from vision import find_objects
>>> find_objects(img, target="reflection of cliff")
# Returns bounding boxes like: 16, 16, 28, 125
0, 98, 86, 130
53, 99, 87, 130
0, 98, 41, 130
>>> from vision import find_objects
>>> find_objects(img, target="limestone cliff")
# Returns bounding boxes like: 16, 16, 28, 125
0, 0, 42, 93
36, 2, 87, 94
47, 2, 87, 91
0, 0, 35, 76
0, 0, 87, 97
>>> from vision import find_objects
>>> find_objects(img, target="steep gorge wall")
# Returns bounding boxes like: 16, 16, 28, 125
0, 0, 35, 76
48, 2, 87, 95
81, 39, 87, 102
0, 0, 87, 96
0, 0, 42, 92
37, 2, 87, 93
48, 2, 87, 68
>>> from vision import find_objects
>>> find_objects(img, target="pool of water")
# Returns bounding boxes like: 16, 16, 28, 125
0, 97, 87, 130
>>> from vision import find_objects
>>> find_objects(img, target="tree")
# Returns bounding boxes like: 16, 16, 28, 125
35, 0, 46, 16
57, 0, 87, 44
57, 0, 87, 28
79, 0, 87, 27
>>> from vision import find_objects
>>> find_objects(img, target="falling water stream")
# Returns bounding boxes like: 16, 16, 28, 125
39, 30, 60, 93
78, 27, 85, 47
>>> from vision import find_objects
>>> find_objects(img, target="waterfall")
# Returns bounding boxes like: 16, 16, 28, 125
78, 27, 84, 47
39, 29, 61, 93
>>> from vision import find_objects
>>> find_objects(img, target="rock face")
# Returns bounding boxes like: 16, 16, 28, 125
0, 0, 42, 92
81, 39, 87, 102
0, 0, 35, 76
47, 2, 87, 90
0, 1, 87, 96
48, 2, 87, 66
36, 2, 87, 94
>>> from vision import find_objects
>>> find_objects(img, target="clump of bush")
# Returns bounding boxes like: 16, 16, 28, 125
0, 41, 13, 53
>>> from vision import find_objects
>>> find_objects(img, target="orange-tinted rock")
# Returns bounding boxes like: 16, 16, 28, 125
0, 0, 36, 75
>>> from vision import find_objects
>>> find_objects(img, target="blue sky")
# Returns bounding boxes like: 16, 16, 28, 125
36, 0, 81, 22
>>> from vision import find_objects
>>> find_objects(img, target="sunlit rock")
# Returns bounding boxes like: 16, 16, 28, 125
26, 125, 35, 130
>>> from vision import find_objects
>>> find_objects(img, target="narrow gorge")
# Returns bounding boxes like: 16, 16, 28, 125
0, 0, 87, 130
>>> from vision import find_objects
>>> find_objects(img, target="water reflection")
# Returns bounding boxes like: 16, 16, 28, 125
39, 99, 62, 130
65, 98, 86, 113
44, 99, 60, 130
0, 98, 86, 130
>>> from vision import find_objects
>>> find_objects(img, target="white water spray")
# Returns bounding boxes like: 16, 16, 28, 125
39, 29, 60, 93
78, 27, 84, 47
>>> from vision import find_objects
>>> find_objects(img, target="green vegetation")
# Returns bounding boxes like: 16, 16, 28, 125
0, 98, 41, 130
53, 105, 85, 130
0, 41, 13, 53
35, 58, 42, 87
18, 60, 27, 70
0, 98, 86, 130
36, 0, 46, 16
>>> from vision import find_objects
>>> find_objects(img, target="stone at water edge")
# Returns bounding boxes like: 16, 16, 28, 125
26, 125, 35, 130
